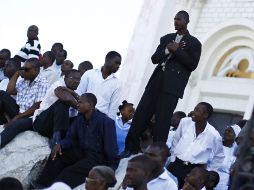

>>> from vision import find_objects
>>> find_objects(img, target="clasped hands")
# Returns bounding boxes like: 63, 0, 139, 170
166, 40, 186, 52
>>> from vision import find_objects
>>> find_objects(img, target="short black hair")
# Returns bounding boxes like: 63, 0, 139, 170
177, 10, 189, 22
0, 177, 23, 190
207, 171, 220, 187
78, 61, 93, 70
26, 58, 40, 69
117, 100, 134, 116
52, 42, 63, 50
65, 69, 80, 78
81, 93, 97, 107
44, 51, 55, 63
129, 155, 157, 173
174, 111, 186, 119
0, 49, 11, 59
105, 51, 121, 60
148, 142, 170, 159
6, 58, 21, 70
198, 102, 213, 118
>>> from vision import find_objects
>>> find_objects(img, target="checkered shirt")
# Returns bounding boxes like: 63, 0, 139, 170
16, 74, 49, 113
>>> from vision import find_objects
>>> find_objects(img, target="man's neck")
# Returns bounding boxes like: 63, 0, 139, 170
177, 28, 188, 35
195, 121, 207, 136
134, 184, 148, 190
223, 140, 234, 147
101, 66, 112, 79
83, 109, 94, 120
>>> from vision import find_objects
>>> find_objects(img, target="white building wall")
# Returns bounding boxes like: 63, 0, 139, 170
120, 0, 254, 119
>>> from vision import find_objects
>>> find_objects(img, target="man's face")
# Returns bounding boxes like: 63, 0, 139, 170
184, 168, 202, 189
64, 72, 81, 90
144, 146, 164, 169
223, 127, 236, 142
125, 162, 146, 188
105, 56, 121, 73
0, 52, 7, 68
170, 113, 183, 128
41, 52, 50, 67
27, 26, 38, 40
55, 50, 66, 64
61, 61, 73, 73
77, 96, 93, 114
174, 13, 187, 31
22, 62, 37, 80
85, 170, 101, 190
191, 104, 208, 123
4, 60, 16, 78
51, 44, 63, 55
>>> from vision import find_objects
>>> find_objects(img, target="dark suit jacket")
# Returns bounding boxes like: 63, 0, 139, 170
148, 32, 202, 98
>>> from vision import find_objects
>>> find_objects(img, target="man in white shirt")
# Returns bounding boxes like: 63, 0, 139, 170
168, 102, 224, 189
40, 51, 60, 86
0, 58, 21, 91
0, 49, 11, 81
76, 51, 122, 120
166, 111, 186, 149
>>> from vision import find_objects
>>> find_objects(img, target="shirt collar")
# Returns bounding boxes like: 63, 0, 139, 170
149, 169, 169, 183
98, 68, 117, 80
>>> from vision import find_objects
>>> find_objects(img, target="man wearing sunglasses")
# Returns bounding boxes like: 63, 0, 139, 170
0, 58, 49, 148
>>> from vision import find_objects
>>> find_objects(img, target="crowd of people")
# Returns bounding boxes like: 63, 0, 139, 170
0, 10, 252, 190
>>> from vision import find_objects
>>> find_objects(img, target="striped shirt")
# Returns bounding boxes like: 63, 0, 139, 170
14, 38, 41, 64
16, 74, 49, 113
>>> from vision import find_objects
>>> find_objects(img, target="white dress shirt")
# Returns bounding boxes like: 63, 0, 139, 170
40, 64, 61, 86
0, 78, 9, 91
126, 169, 178, 190
76, 69, 121, 120
33, 80, 65, 121
166, 130, 176, 149
171, 117, 224, 170
215, 144, 237, 190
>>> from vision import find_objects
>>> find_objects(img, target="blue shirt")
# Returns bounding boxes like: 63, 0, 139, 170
115, 116, 131, 154
60, 110, 119, 169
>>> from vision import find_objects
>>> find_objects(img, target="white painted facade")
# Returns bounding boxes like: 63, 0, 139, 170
119, 0, 254, 119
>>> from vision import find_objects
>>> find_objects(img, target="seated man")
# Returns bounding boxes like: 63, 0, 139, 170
205, 171, 220, 190
125, 155, 156, 190
78, 61, 93, 76
61, 60, 74, 77
168, 102, 224, 189
0, 49, 11, 81
0, 58, 21, 92
144, 142, 178, 190
182, 167, 209, 190
40, 51, 60, 86
0, 69, 81, 148
35, 93, 118, 189
0, 58, 49, 127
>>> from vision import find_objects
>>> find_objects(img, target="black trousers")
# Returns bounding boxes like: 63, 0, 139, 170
167, 157, 205, 189
33, 100, 71, 138
125, 69, 178, 152
36, 148, 104, 188
0, 90, 19, 124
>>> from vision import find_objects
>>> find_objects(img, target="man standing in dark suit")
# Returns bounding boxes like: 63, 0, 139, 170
122, 10, 202, 156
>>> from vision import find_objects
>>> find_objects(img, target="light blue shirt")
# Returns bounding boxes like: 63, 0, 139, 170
115, 116, 131, 154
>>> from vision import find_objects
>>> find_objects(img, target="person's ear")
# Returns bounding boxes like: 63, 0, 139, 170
100, 181, 107, 190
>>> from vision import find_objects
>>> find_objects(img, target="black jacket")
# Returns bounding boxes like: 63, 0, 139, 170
149, 32, 202, 98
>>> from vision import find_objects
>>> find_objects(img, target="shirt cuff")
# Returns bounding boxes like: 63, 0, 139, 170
165, 48, 170, 55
